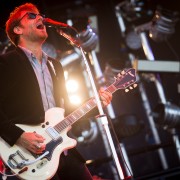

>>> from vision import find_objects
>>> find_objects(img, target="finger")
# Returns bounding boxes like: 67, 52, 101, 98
34, 144, 46, 154
34, 132, 45, 139
32, 147, 42, 154
101, 94, 111, 104
34, 134, 46, 143
99, 89, 112, 101
27, 145, 38, 154
102, 101, 108, 107
99, 87, 105, 93
35, 143, 46, 150
103, 91, 112, 99
35, 143, 42, 149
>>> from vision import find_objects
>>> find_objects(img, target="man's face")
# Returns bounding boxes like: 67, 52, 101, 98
17, 9, 48, 44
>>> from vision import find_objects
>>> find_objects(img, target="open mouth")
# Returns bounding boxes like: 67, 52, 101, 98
36, 23, 44, 29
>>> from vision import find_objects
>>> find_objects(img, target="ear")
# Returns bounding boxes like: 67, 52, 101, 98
13, 26, 22, 35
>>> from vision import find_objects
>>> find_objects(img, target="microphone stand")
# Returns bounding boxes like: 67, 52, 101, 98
57, 29, 125, 180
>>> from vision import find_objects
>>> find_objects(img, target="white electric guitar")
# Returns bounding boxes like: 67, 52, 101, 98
0, 68, 137, 180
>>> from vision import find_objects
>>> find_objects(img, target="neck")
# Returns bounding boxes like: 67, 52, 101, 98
18, 41, 43, 63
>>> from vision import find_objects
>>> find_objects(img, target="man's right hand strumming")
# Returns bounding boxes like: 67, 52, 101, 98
16, 132, 46, 154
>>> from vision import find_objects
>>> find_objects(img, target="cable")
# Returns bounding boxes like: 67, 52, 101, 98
0, 170, 17, 177
0, 161, 18, 179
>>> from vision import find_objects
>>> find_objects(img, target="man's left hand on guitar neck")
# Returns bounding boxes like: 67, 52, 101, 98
99, 87, 112, 107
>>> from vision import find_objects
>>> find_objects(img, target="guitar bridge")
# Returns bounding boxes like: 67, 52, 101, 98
8, 150, 29, 169
8, 150, 49, 169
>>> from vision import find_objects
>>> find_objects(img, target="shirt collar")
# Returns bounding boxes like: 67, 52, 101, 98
18, 45, 48, 64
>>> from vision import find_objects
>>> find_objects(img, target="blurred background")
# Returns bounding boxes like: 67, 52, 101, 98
0, 0, 180, 179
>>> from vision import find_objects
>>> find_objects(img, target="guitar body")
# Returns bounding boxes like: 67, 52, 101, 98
0, 107, 77, 180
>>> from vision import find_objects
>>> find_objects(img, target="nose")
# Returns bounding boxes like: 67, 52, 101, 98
37, 15, 44, 21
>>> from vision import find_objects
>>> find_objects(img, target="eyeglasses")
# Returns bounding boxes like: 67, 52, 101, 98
16, 12, 45, 25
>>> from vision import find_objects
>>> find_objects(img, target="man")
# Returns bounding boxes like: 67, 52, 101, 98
0, 3, 112, 180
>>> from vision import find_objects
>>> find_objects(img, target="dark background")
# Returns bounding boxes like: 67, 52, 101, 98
0, 0, 180, 180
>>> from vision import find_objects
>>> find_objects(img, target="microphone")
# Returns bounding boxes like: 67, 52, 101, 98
43, 18, 69, 28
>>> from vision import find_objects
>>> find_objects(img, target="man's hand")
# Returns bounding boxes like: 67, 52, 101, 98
16, 132, 46, 154
99, 87, 112, 107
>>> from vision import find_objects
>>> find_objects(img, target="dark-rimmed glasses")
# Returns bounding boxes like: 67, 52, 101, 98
16, 12, 45, 26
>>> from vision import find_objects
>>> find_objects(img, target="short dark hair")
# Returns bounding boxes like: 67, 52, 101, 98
6, 3, 38, 46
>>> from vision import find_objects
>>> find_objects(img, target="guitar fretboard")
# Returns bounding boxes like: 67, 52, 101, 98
54, 84, 117, 133
53, 68, 136, 133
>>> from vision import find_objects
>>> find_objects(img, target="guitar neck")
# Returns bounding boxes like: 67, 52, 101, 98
54, 84, 117, 133
53, 68, 137, 133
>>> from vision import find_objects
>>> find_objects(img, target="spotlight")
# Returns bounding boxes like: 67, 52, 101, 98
153, 103, 180, 129
78, 25, 98, 52
125, 30, 142, 50
149, 6, 179, 42
66, 79, 79, 93
115, 0, 150, 22
69, 95, 82, 105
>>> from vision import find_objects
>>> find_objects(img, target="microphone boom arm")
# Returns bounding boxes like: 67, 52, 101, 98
56, 29, 80, 48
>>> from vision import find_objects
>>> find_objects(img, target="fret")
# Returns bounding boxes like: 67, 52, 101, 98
86, 103, 91, 109
54, 125, 62, 133
67, 115, 74, 123
107, 85, 117, 93
63, 120, 70, 126
92, 98, 97, 103
58, 125, 64, 132
74, 110, 82, 119
86, 100, 94, 108
58, 121, 66, 130
89, 99, 96, 107
81, 104, 89, 112
66, 117, 73, 124
71, 114, 77, 120
78, 108, 85, 115
61, 121, 66, 128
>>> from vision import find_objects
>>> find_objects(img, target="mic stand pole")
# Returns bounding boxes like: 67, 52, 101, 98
79, 46, 125, 180
57, 29, 125, 180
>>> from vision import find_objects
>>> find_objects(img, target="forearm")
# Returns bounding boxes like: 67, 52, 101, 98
0, 110, 24, 146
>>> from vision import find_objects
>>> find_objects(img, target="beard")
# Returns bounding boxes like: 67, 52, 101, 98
25, 31, 48, 45
21, 24, 48, 44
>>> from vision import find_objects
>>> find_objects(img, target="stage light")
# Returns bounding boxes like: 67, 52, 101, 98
69, 95, 81, 105
78, 25, 98, 52
153, 103, 180, 129
65, 79, 82, 105
125, 30, 142, 50
64, 71, 68, 80
66, 79, 79, 93
115, 0, 153, 22
149, 7, 179, 42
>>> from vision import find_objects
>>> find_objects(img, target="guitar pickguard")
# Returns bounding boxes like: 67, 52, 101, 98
35, 137, 63, 161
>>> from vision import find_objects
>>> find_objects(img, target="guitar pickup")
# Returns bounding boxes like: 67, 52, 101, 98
46, 126, 61, 140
